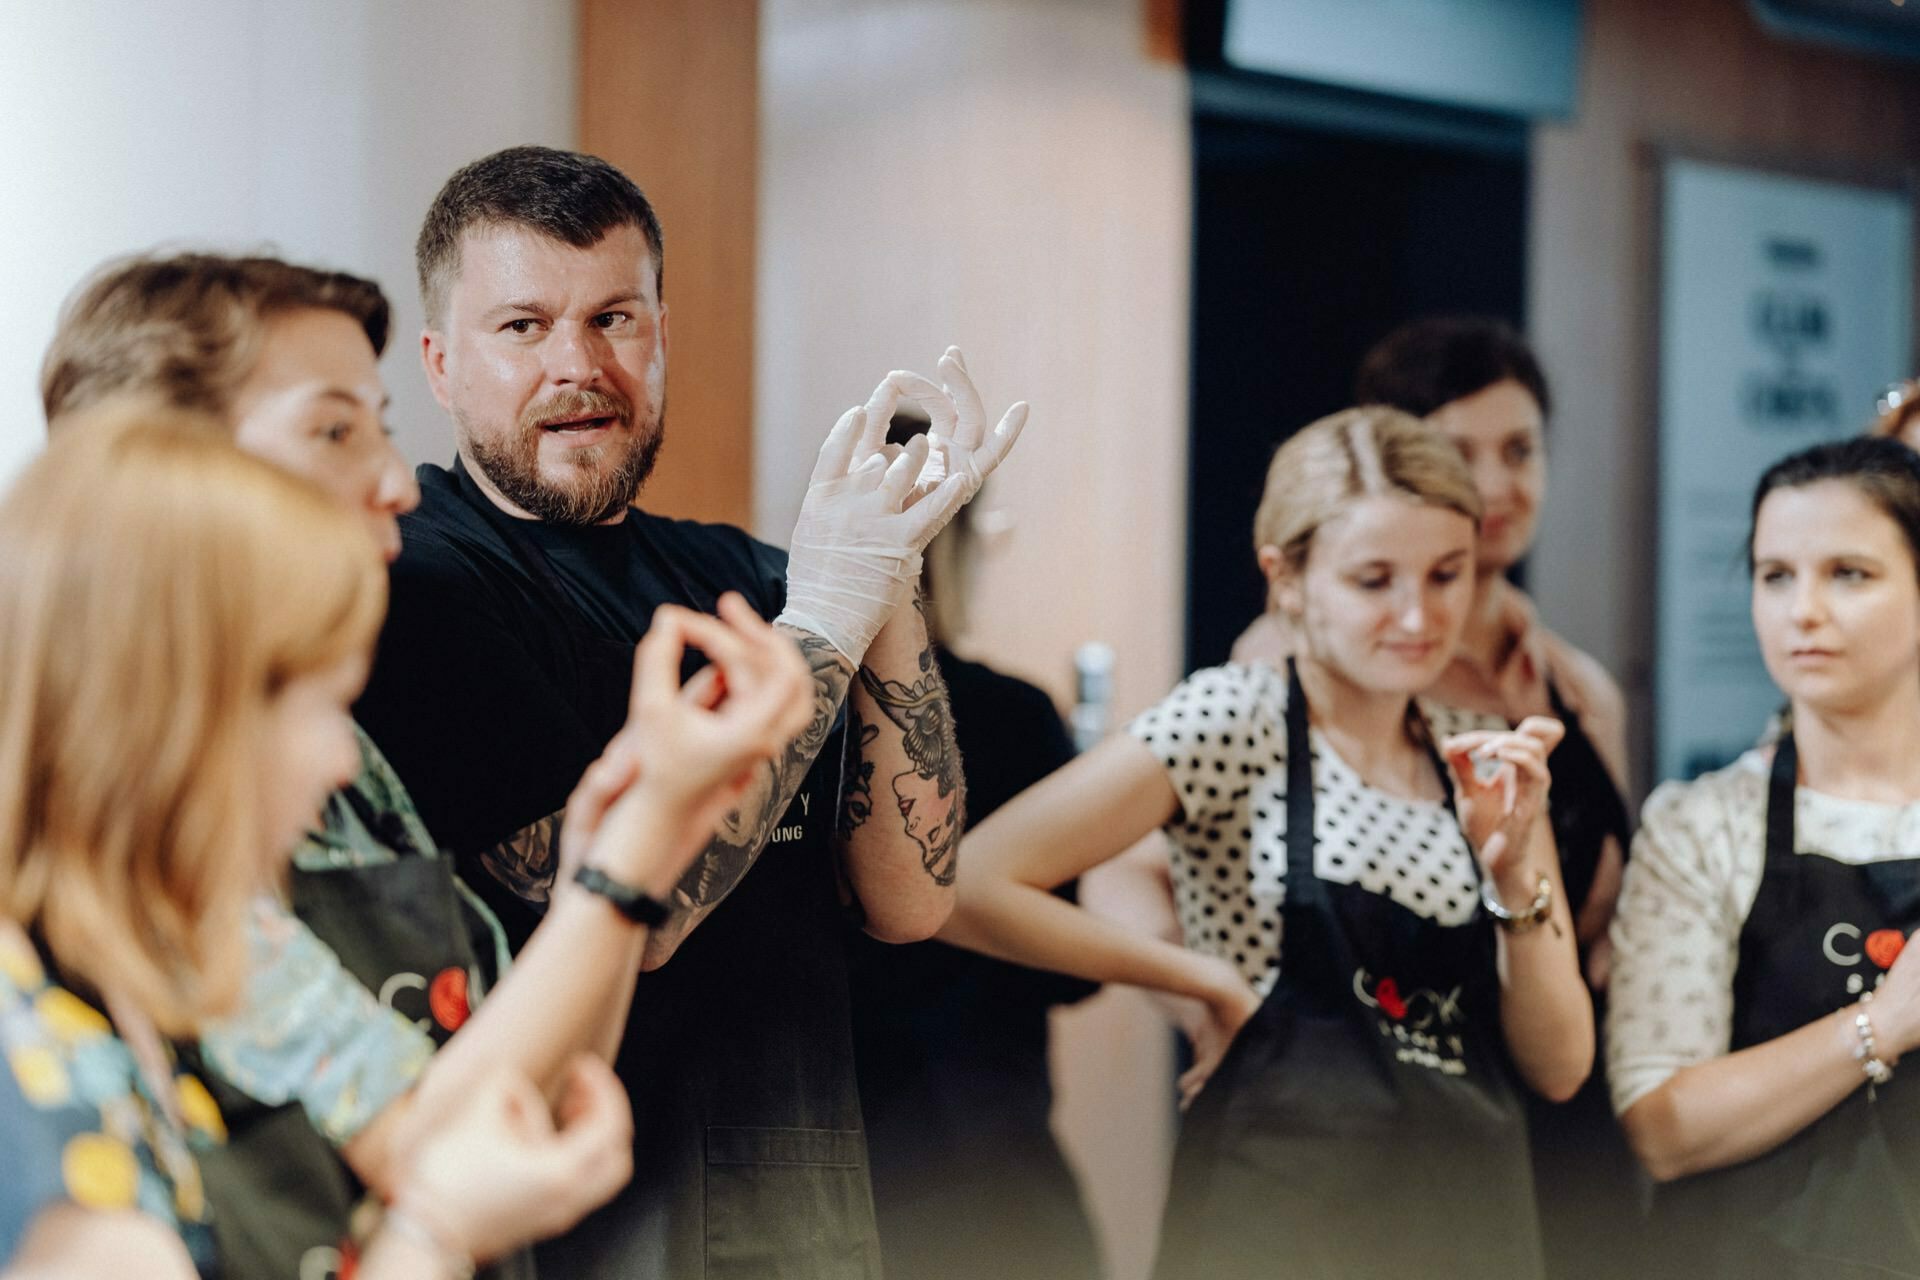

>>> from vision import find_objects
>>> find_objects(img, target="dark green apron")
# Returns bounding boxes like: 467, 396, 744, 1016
1649, 733, 1920, 1277
193, 852, 531, 1280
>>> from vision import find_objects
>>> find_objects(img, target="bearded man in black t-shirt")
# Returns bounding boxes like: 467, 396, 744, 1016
354, 145, 1029, 1280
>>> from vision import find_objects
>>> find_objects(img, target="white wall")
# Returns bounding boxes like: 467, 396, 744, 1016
0, 0, 577, 480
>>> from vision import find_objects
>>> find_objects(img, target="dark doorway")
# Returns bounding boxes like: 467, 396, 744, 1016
1185, 107, 1529, 669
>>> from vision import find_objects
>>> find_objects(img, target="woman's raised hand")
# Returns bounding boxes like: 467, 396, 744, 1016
559, 594, 814, 893
1440, 716, 1565, 882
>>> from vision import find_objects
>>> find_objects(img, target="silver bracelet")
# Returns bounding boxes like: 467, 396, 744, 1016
1853, 991, 1895, 1095
1479, 873, 1553, 934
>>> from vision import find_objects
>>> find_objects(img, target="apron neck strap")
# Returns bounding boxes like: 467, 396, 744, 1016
1284, 659, 1468, 892
1767, 732, 1798, 868
1284, 659, 1318, 894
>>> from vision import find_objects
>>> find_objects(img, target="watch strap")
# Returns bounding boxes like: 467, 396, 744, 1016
573, 865, 673, 927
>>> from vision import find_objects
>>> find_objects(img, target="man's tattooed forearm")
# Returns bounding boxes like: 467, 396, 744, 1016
479, 811, 564, 904
665, 632, 852, 916
857, 655, 965, 886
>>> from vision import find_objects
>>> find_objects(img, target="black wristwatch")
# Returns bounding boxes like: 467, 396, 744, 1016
573, 866, 674, 927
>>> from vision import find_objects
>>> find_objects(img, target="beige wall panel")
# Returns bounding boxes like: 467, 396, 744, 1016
757, 0, 1189, 725
582, 0, 759, 528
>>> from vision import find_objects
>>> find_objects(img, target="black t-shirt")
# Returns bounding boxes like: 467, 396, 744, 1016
357, 464, 787, 897
356, 460, 879, 1280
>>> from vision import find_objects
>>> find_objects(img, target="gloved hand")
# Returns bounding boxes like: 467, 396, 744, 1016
776, 347, 1028, 663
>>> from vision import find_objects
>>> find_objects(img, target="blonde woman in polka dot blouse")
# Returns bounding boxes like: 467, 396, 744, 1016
943, 407, 1592, 1279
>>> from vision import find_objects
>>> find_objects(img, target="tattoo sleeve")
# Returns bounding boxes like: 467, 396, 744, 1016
641, 629, 854, 964
479, 811, 564, 904
855, 648, 965, 886
839, 700, 880, 842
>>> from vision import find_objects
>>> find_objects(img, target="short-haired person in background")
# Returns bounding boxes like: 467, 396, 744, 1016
353, 146, 1026, 1278
1343, 317, 1639, 1278
0, 409, 662, 1277
1609, 436, 1920, 1275
945, 408, 1591, 1279
845, 411, 1101, 1280
38, 252, 813, 1279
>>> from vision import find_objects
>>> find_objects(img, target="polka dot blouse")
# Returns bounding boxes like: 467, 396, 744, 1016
1128, 663, 1500, 997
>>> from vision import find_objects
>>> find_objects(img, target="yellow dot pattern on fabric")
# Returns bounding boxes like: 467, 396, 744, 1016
0, 930, 44, 990
173, 1074, 226, 1143
35, 988, 111, 1043
8, 1044, 71, 1107
171, 1156, 205, 1220
61, 1133, 140, 1210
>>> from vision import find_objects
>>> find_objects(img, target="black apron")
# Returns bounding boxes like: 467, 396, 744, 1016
1529, 682, 1644, 1280
1649, 733, 1920, 1277
1153, 661, 1543, 1280
1544, 681, 1630, 921
194, 831, 524, 1280
444, 467, 881, 1280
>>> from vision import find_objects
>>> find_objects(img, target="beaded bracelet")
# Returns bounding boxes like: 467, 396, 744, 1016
1853, 990, 1895, 1097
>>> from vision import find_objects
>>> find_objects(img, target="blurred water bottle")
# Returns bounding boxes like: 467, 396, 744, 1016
1071, 642, 1115, 754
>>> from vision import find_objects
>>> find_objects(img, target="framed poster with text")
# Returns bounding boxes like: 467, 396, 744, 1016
1655, 156, 1913, 782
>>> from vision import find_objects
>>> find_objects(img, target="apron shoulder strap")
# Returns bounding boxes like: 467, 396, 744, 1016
1283, 659, 1316, 892
1767, 732, 1798, 870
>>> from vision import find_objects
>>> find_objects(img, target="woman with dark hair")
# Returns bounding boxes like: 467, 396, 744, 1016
1609, 435, 1920, 1274
1340, 317, 1630, 952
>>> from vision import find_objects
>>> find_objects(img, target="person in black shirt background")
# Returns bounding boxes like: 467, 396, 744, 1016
354, 146, 1030, 1279
847, 413, 1103, 1280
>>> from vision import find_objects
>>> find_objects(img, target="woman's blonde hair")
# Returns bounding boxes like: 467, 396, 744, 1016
1254, 406, 1482, 575
0, 404, 386, 1035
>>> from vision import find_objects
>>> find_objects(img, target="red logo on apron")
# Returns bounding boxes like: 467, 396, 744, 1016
1866, 929, 1906, 970
429, 967, 471, 1032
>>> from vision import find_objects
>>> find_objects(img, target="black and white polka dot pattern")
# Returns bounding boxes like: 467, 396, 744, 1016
1129, 664, 1496, 996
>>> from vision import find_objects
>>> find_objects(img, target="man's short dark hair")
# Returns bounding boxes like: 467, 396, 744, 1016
415, 145, 666, 326
1354, 316, 1552, 422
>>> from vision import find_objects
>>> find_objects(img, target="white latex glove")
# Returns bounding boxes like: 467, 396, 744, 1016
777, 348, 1028, 662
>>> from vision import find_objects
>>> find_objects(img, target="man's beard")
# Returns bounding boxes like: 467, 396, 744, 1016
461, 386, 665, 526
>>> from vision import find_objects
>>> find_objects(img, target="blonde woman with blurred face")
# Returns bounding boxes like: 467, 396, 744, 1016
943, 408, 1590, 1279
0, 411, 812, 1279
0, 411, 616, 1278
1609, 436, 1920, 1275
36, 254, 815, 1278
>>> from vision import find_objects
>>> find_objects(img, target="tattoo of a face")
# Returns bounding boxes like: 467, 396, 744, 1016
479, 811, 563, 904
858, 659, 964, 885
